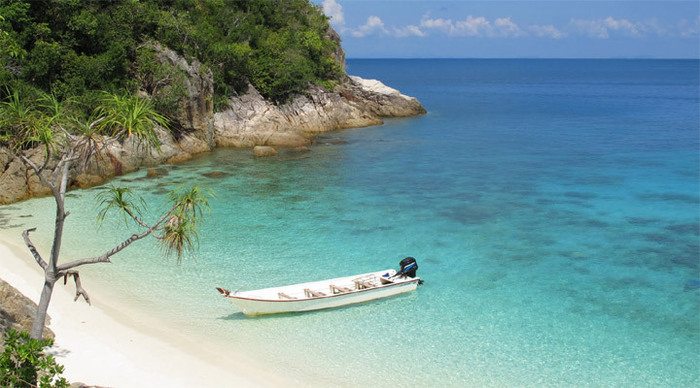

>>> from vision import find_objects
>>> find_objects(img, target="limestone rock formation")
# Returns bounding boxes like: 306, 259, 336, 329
214, 76, 425, 148
149, 42, 216, 148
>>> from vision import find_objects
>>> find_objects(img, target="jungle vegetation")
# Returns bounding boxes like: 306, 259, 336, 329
0, 0, 343, 123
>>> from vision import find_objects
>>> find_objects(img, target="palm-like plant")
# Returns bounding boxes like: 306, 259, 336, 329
0, 89, 62, 154
3, 86, 211, 340
163, 187, 210, 261
95, 185, 209, 264
95, 93, 168, 148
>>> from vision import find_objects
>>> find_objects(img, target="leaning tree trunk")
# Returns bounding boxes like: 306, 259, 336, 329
31, 278, 56, 339
26, 161, 70, 339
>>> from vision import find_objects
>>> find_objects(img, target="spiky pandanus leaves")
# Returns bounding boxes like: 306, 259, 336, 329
162, 186, 210, 262
95, 185, 209, 263
95, 93, 167, 149
96, 186, 146, 225
0, 87, 38, 146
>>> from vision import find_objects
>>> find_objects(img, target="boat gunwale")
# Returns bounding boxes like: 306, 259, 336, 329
226, 277, 420, 303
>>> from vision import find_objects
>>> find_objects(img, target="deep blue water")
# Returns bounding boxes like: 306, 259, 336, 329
2, 59, 698, 385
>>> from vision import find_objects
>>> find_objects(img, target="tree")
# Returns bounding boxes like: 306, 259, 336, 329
0, 89, 208, 340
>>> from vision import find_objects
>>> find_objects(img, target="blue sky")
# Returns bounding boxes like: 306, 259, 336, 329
315, 1, 700, 58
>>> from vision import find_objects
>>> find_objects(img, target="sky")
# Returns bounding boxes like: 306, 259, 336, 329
315, 1, 700, 58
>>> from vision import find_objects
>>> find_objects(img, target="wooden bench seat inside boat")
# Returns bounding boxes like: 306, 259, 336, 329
278, 292, 297, 300
330, 284, 352, 294
353, 279, 377, 289
304, 288, 326, 298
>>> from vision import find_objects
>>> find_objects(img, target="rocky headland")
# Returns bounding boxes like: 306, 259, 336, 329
0, 43, 425, 205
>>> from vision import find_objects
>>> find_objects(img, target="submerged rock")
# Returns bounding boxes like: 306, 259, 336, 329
202, 171, 229, 178
253, 146, 278, 157
684, 279, 700, 291
146, 167, 169, 178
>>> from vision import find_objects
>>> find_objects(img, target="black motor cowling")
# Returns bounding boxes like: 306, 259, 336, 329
398, 257, 418, 278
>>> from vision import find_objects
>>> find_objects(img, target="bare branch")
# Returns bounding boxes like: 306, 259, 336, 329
22, 228, 47, 270
124, 207, 150, 228
19, 154, 55, 191
38, 143, 52, 174
62, 270, 90, 304
57, 204, 177, 272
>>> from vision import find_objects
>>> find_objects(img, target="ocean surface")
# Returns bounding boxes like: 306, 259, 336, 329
1, 59, 699, 386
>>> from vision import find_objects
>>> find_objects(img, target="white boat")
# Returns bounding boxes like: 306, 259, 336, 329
216, 267, 421, 316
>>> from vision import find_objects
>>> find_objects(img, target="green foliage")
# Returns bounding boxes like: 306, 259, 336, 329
95, 93, 167, 148
0, 0, 343, 112
96, 186, 146, 225
134, 45, 188, 122
0, 85, 168, 152
0, 329, 69, 388
163, 186, 210, 262
95, 185, 210, 262
0, 85, 62, 150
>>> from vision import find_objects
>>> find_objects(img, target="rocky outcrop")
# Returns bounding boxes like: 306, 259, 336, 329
214, 75, 425, 148
0, 127, 213, 204
149, 42, 215, 148
0, 279, 53, 346
0, 43, 216, 205
0, 40, 426, 205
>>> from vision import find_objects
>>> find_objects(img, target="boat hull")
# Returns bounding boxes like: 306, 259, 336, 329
227, 277, 419, 316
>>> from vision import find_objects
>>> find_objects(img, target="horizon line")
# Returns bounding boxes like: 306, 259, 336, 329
345, 57, 700, 60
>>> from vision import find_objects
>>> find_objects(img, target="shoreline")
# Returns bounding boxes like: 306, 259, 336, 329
0, 232, 281, 387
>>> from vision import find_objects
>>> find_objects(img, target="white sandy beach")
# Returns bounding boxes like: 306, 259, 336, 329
0, 233, 278, 387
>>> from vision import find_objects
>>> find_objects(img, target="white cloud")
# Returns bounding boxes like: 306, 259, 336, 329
419, 17, 454, 34
604, 16, 641, 35
677, 16, 700, 37
322, 0, 344, 27
341, 11, 693, 42
351, 16, 387, 38
419, 15, 524, 37
529, 24, 565, 39
494, 17, 524, 37
392, 25, 426, 38
455, 16, 491, 36
420, 16, 490, 36
571, 17, 644, 38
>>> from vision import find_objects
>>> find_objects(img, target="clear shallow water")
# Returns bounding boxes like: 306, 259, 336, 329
1, 59, 699, 386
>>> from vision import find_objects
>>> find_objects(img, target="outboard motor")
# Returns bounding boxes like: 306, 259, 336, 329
398, 257, 418, 278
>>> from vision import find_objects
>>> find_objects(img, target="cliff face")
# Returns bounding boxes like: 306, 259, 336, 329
0, 45, 425, 205
150, 42, 215, 149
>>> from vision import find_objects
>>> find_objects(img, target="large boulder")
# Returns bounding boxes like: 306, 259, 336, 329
0, 156, 30, 204
0, 279, 53, 346
344, 76, 426, 117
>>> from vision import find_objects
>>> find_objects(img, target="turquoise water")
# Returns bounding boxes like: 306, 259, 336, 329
1, 59, 698, 385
